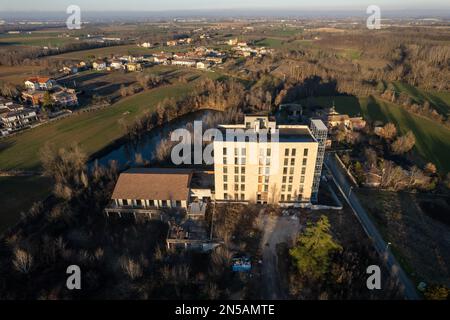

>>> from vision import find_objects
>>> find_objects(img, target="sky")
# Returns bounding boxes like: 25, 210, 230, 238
0, 0, 449, 12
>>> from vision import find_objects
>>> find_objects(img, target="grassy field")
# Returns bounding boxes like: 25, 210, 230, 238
50, 44, 175, 60
254, 38, 315, 50
392, 82, 450, 116
0, 31, 78, 47
302, 95, 450, 173
254, 38, 286, 48
0, 176, 51, 234
0, 82, 195, 170
0, 65, 48, 85
0, 36, 74, 47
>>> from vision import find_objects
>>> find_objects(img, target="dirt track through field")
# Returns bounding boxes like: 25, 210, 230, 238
258, 212, 300, 300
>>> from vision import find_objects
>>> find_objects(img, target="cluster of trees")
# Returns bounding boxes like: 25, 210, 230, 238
136, 73, 164, 90
234, 28, 448, 103
315, 30, 449, 92
0, 81, 20, 98
381, 89, 450, 128
0, 41, 125, 67
40, 144, 89, 200
339, 121, 439, 191
121, 79, 246, 142
391, 131, 416, 155
347, 148, 436, 192
0, 156, 262, 299
379, 161, 435, 191
287, 215, 401, 299
373, 123, 416, 155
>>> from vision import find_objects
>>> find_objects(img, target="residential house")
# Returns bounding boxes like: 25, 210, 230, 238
92, 60, 107, 71
326, 107, 366, 130
179, 38, 193, 44
24, 77, 56, 91
152, 54, 170, 65
0, 99, 38, 134
139, 42, 152, 48
109, 60, 123, 70
61, 66, 79, 75
21, 90, 46, 106
196, 61, 212, 70
227, 38, 238, 46
126, 62, 143, 72
78, 61, 88, 70
52, 89, 78, 107
205, 56, 225, 64
171, 60, 197, 67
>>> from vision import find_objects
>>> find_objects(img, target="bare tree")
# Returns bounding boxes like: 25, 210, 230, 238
376, 123, 397, 140
391, 131, 416, 154
120, 256, 143, 280
13, 248, 34, 274
40, 143, 88, 200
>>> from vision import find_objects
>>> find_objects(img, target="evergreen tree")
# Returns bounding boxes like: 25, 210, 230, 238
289, 216, 342, 280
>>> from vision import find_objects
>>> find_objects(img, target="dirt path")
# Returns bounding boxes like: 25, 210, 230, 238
258, 211, 300, 300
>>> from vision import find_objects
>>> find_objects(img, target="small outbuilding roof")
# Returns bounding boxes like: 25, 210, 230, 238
111, 168, 193, 201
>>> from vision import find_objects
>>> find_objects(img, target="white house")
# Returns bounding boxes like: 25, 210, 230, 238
109, 60, 124, 70
153, 54, 170, 65
93, 60, 107, 71
24, 77, 56, 91
172, 60, 197, 67
196, 61, 212, 70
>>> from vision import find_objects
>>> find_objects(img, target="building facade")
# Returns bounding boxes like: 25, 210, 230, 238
309, 119, 328, 202
213, 115, 324, 205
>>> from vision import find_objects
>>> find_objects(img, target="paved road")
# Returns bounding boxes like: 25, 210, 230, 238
325, 153, 420, 300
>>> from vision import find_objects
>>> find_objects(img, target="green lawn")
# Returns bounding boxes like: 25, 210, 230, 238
52, 44, 175, 60
392, 82, 450, 116
255, 38, 285, 48
254, 38, 315, 50
0, 35, 75, 47
0, 176, 51, 234
0, 82, 194, 170
302, 95, 450, 174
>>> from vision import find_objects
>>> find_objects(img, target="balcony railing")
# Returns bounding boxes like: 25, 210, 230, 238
104, 201, 160, 214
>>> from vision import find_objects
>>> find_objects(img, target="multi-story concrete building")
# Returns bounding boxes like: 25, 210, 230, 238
213, 115, 326, 205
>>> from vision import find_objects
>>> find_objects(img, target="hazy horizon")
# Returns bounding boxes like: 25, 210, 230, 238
1, 8, 449, 21
1, 0, 450, 11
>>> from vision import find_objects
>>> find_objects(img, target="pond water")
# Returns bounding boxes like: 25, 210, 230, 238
91, 110, 219, 170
